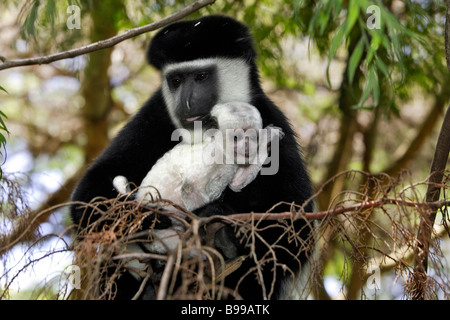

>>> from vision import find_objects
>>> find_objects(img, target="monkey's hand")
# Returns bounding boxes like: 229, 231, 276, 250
264, 124, 285, 142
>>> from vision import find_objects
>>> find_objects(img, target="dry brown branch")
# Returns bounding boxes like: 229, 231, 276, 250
409, 0, 450, 300
411, 104, 450, 299
0, 166, 86, 259
67, 170, 449, 299
446, 0, 450, 72
219, 198, 450, 223
0, 0, 216, 71
1, 170, 449, 299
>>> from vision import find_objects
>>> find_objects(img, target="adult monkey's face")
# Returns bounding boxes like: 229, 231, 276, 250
147, 15, 257, 131
161, 58, 251, 130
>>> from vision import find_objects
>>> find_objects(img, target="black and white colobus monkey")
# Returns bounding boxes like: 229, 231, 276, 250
113, 102, 282, 212
113, 101, 283, 260
112, 102, 283, 260
71, 15, 314, 299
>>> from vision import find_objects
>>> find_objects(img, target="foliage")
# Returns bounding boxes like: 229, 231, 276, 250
12, 0, 450, 101
295, 0, 448, 112
2, 171, 449, 299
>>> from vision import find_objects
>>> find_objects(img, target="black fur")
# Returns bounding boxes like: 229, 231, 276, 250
71, 91, 178, 229
148, 15, 256, 70
71, 15, 314, 300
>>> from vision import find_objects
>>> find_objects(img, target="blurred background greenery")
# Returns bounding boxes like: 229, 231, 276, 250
0, 0, 449, 299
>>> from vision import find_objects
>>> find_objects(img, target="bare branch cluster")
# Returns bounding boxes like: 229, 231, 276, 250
69, 192, 315, 299
1, 170, 449, 299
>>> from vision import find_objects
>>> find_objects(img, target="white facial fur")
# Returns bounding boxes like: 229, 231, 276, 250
161, 58, 252, 129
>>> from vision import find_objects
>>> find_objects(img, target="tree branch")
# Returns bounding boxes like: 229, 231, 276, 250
410, 0, 450, 300
80, 196, 449, 230
0, 0, 216, 71
446, 0, 450, 72
412, 106, 450, 299
0, 165, 86, 258
210, 198, 450, 224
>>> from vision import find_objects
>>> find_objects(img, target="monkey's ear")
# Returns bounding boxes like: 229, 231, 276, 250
263, 125, 285, 145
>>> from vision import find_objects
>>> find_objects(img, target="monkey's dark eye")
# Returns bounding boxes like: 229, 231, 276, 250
195, 72, 209, 82
170, 77, 182, 88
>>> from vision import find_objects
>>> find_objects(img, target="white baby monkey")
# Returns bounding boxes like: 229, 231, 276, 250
114, 101, 283, 212
113, 101, 283, 254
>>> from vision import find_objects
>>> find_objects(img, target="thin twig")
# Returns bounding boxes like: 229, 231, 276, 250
0, 0, 216, 71
112, 252, 168, 262
132, 268, 153, 300
157, 252, 175, 300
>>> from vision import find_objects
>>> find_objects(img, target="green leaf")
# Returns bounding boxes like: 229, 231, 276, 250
306, 1, 325, 36
369, 66, 380, 106
348, 37, 364, 85
329, 24, 345, 60
366, 30, 381, 65
23, 0, 41, 40
345, 0, 360, 35
358, 78, 372, 109
0, 86, 8, 94
326, 23, 346, 87
0, 110, 9, 133
355, 65, 380, 109
44, 0, 57, 34
0, 118, 8, 132
374, 56, 389, 80
317, 0, 338, 36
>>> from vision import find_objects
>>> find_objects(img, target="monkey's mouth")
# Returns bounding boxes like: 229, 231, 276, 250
183, 114, 217, 129
185, 114, 208, 122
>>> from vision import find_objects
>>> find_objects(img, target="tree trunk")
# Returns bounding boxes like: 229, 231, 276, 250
80, 0, 124, 162
410, 0, 450, 300
384, 100, 444, 177
317, 27, 362, 210
411, 105, 450, 299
